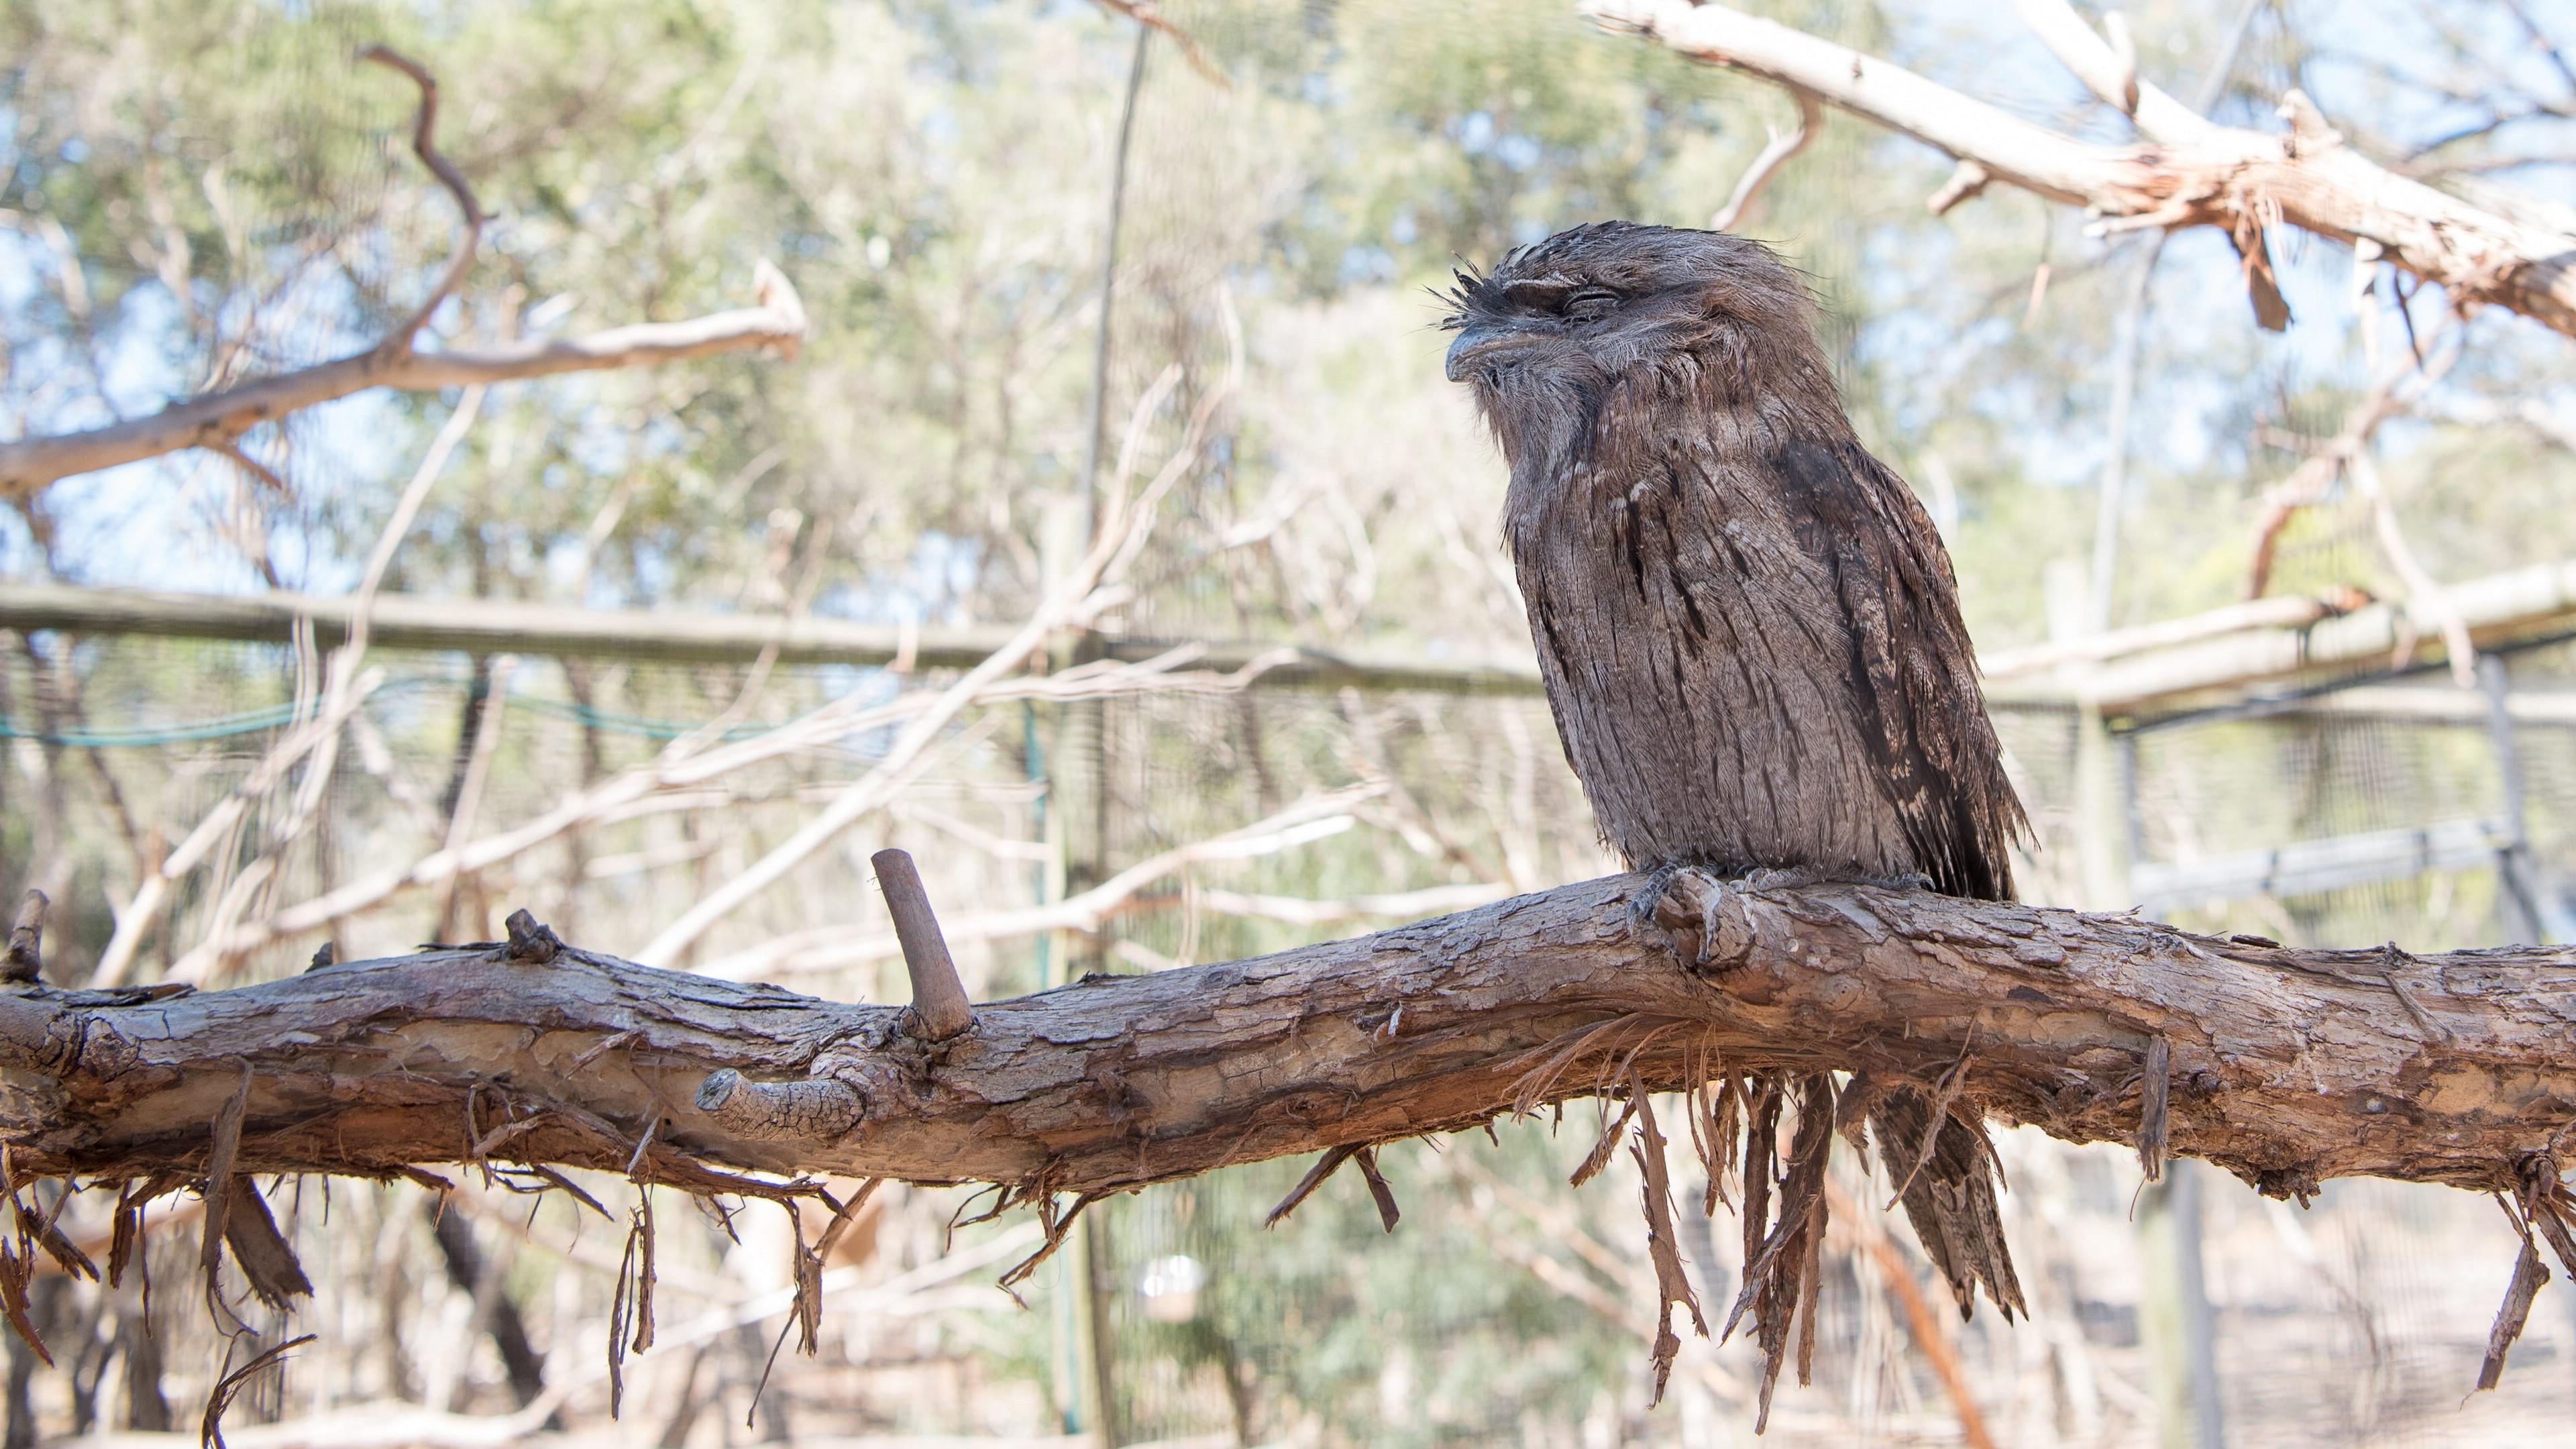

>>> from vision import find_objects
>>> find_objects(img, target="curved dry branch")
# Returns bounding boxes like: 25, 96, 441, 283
356, 46, 486, 354
1709, 85, 1823, 232
0, 52, 807, 499
1580, 0, 2576, 338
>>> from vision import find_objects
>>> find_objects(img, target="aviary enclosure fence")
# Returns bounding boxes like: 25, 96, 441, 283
7, 0, 2576, 1444
1, 627, 2571, 1447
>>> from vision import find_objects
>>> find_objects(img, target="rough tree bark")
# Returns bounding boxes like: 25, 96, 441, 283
1579, 0, 2576, 340
2, 873, 2566, 1203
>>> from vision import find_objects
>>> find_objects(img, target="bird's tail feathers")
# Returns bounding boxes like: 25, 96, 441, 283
1868, 1089, 2027, 1321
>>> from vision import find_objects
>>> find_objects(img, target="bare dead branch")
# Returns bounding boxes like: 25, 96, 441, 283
2010, 0, 2141, 117
0, 269, 805, 498
2353, 449, 2477, 685
2243, 319, 2463, 600
106, 388, 492, 987
703, 786, 1388, 981
1709, 87, 1823, 231
431, 655, 517, 947
1581, 0, 2576, 338
1977, 590, 2370, 680
159, 650, 1251, 978
355, 46, 485, 353
0, 42, 806, 502
1824, 1175, 1998, 1449
203, 1334, 317, 1449
1087, 0, 1229, 87
631, 297, 1242, 967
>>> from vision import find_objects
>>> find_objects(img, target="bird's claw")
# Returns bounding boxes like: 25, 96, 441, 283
1631, 865, 1750, 970
1625, 863, 1686, 942
1860, 869, 1935, 893
1629, 861, 1811, 969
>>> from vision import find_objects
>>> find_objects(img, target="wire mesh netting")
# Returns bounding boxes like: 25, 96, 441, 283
9, 0, 2576, 1442
4, 633, 2575, 1446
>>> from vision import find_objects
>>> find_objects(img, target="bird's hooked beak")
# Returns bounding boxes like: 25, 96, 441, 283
1444, 322, 1524, 382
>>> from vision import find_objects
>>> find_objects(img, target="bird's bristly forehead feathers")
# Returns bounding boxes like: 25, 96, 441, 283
1438, 221, 1810, 330
1441, 221, 1842, 472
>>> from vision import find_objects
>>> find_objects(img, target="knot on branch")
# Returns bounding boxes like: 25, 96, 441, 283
503, 909, 563, 965
696, 1068, 864, 1143
0, 1000, 93, 1080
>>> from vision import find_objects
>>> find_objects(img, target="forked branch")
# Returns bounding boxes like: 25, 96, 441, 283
1581, 0, 2576, 337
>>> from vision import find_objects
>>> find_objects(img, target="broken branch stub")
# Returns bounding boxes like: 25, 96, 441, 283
1, 893, 42, 985
503, 908, 563, 965
696, 1068, 863, 1143
871, 848, 974, 1042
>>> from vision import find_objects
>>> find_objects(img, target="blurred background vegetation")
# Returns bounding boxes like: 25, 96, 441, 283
2, 0, 2575, 1444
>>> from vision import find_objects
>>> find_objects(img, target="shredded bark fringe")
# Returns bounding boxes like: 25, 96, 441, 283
2481, 1149, 2576, 1389
1506, 1010, 2028, 1428
201, 1332, 315, 1449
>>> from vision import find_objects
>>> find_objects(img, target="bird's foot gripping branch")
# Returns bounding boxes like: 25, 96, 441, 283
2, 865, 2575, 1421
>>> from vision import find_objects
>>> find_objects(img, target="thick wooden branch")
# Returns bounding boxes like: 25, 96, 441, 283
1580, 0, 2576, 339
1, 875, 2568, 1208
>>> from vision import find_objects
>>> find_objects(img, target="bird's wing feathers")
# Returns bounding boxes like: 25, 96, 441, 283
1762, 437, 2025, 900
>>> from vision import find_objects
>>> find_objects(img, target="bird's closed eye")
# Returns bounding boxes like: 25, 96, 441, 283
1565, 287, 1621, 321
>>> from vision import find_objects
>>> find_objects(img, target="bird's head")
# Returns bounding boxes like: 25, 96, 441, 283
1440, 222, 1830, 469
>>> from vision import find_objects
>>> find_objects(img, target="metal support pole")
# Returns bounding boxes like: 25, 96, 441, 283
2481, 653, 2555, 944
1051, 28, 1149, 1435
1076, 21, 1152, 539
2118, 729, 2145, 881
2074, 702, 2131, 911
2084, 0, 2265, 634
2138, 1165, 2229, 1449
2125, 733, 2226, 1449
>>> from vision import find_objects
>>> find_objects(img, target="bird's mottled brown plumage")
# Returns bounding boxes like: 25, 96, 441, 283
1444, 221, 2029, 1324
1443, 221, 2024, 896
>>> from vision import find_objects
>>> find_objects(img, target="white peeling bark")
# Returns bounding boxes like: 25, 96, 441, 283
1580, 0, 2576, 339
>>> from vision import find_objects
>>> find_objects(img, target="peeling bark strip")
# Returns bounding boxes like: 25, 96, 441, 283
2136, 1035, 2171, 1182
1579, 0, 2576, 340
0, 873, 2568, 1203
